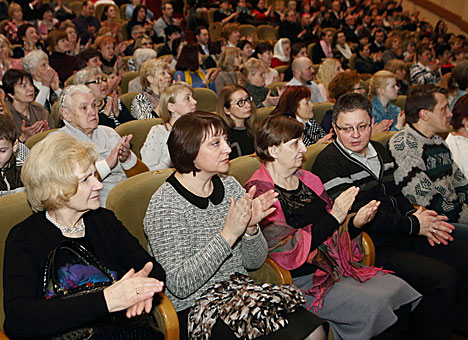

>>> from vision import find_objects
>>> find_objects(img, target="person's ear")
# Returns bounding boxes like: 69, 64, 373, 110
13, 139, 18, 153
167, 102, 175, 113
147, 75, 155, 85
268, 145, 279, 159
419, 109, 429, 121
61, 107, 71, 122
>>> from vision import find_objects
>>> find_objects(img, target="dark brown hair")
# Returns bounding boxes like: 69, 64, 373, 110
405, 85, 448, 124
175, 44, 201, 72
255, 115, 304, 162
0, 114, 17, 143
451, 93, 468, 129
271, 85, 311, 118
328, 70, 360, 100
168, 111, 228, 174
2, 69, 33, 103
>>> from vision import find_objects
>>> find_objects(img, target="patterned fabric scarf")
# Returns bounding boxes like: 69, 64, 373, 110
188, 273, 306, 340
142, 87, 160, 116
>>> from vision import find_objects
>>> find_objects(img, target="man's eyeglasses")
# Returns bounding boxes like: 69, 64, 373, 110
232, 96, 253, 107
85, 77, 107, 85
335, 123, 371, 134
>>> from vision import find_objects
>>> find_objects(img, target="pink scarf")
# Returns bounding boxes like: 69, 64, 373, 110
320, 40, 334, 58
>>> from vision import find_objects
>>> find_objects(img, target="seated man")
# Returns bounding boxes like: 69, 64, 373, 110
389, 85, 468, 226
285, 56, 324, 103
312, 92, 468, 340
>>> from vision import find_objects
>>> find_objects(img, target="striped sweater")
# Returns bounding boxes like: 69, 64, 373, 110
389, 124, 468, 223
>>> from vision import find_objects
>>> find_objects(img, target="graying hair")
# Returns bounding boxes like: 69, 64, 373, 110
73, 66, 103, 85
22, 50, 48, 74
59, 85, 93, 119
133, 48, 157, 70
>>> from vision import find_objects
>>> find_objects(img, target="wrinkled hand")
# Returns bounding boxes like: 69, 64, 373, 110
107, 73, 121, 94
330, 186, 359, 224
103, 265, 163, 314
354, 200, 380, 227
413, 207, 454, 246
106, 135, 133, 169
125, 262, 162, 318
248, 185, 277, 227
221, 191, 253, 246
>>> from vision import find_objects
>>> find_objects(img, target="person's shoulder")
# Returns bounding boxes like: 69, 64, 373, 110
389, 127, 418, 152
8, 212, 49, 242
96, 124, 119, 137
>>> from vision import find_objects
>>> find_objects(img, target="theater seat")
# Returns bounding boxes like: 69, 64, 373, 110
193, 87, 218, 113
115, 118, 163, 158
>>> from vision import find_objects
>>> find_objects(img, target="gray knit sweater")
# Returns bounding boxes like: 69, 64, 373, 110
144, 175, 268, 311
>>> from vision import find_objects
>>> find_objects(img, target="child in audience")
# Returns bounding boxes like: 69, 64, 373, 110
0, 114, 23, 197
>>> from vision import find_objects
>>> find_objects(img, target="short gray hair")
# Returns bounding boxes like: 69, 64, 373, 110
73, 66, 103, 85
22, 50, 48, 73
133, 48, 157, 70
59, 85, 93, 119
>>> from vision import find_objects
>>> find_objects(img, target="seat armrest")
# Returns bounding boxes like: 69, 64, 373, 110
152, 292, 179, 340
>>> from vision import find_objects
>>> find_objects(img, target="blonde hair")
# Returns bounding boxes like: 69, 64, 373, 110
8, 3, 21, 21
218, 47, 241, 72
216, 84, 257, 136
240, 58, 267, 84
368, 70, 396, 99
0, 34, 13, 57
316, 58, 340, 89
21, 133, 98, 212
384, 59, 406, 74
140, 58, 170, 89
158, 83, 194, 123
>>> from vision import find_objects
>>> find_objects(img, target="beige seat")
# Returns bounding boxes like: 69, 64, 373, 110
301, 142, 331, 171
371, 131, 397, 146
24, 129, 58, 150
119, 3, 127, 19
313, 101, 334, 126
119, 91, 139, 112
120, 71, 139, 94
207, 7, 217, 26
307, 43, 316, 60
50, 101, 63, 128
121, 21, 129, 41
256, 106, 275, 123
193, 87, 218, 113
239, 24, 258, 41
227, 154, 261, 186
114, 118, 163, 158
392, 95, 407, 111
266, 81, 287, 93
349, 54, 357, 70
257, 24, 277, 44
209, 22, 222, 41
274, 65, 288, 75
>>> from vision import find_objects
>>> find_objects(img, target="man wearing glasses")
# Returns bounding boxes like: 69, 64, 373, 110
311, 92, 468, 340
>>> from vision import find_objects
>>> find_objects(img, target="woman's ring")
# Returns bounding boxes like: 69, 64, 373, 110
431, 229, 436, 235
136, 288, 141, 295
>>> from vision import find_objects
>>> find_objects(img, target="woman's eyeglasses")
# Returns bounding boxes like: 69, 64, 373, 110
233, 96, 253, 107
85, 77, 108, 85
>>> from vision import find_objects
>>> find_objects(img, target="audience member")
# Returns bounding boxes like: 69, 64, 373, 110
237, 39, 253, 64
4, 3, 26, 45
252, 0, 273, 22
384, 59, 409, 95
279, 9, 303, 44
240, 58, 278, 108
381, 35, 402, 66
157, 25, 182, 57
333, 30, 353, 69
449, 60, 468, 110
311, 28, 334, 64
127, 5, 151, 39
153, 2, 181, 43
283, 42, 307, 82
128, 48, 157, 92
72, 0, 101, 45
271, 38, 291, 67
47, 30, 79, 84
60, 21, 80, 56
316, 58, 343, 102
215, 47, 242, 93
354, 43, 382, 74
100, 5, 123, 42
214, 0, 239, 26
436, 44, 454, 75
0, 34, 23, 82
410, 44, 441, 85
221, 23, 241, 48
285, 56, 324, 103
254, 41, 280, 85
0, 114, 23, 197
95, 35, 126, 75
36, 5, 59, 41
125, 0, 154, 21
13, 24, 42, 59
446, 93, 468, 179
123, 24, 146, 56
77, 47, 103, 69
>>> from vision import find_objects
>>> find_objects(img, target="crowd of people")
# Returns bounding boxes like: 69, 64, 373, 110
2, 0, 468, 339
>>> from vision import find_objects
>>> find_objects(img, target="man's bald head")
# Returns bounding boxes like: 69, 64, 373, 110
292, 57, 314, 84
292, 56, 312, 73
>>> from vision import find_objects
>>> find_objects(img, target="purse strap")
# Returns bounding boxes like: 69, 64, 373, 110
43, 240, 116, 297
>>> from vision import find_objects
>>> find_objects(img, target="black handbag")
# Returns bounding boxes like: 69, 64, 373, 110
42, 240, 163, 340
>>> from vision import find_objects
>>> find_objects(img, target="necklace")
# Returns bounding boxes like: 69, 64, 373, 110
46, 211, 86, 234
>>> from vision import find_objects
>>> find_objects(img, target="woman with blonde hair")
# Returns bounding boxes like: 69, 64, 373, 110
316, 58, 344, 101
214, 47, 242, 93
131, 59, 172, 120
369, 70, 405, 131
384, 59, 408, 95
0, 34, 23, 82
217, 84, 257, 159
140, 83, 197, 170
271, 38, 291, 68
4, 3, 26, 44
240, 58, 279, 108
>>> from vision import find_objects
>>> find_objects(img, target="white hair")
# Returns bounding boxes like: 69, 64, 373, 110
22, 50, 48, 74
133, 48, 157, 71
59, 85, 93, 119
73, 66, 103, 85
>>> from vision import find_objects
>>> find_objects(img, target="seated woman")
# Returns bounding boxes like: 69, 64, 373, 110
245, 115, 422, 340
0, 96, 29, 165
237, 39, 253, 64
271, 86, 333, 146
217, 84, 256, 159
252, 0, 273, 22
316, 58, 344, 102
241, 58, 279, 109
3, 132, 165, 339
174, 44, 217, 91
2, 69, 54, 142
58, 85, 148, 205
128, 48, 158, 92
0, 34, 23, 82
214, 47, 242, 93
95, 35, 127, 76
144, 111, 327, 340
312, 29, 334, 64
271, 38, 290, 68
36, 4, 59, 41
100, 5, 123, 43
355, 44, 383, 75
4, 3, 26, 44
446, 93, 468, 179
254, 42, 280, 86
333, 30, 353, 69
73, 66, 134, 128
384, 59, 409, 95
141, 83, 197, 170
221, 22, 241, 48
369, 70, 405, 131
131, 59, 172, 120
12, 24, 44, 59
382, 35, 403, 66
47, 30, 79, 85
127, 35, 154, 71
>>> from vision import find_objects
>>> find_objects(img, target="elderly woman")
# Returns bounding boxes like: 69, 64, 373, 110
128, 48, 158, 92
95, 35, 126, 75
369, 70, 405, 131
214, 47, 242, 93
131, 59, 172, 120
241, 58, 279, 108
144, 111, 327, 340
271, 86, 333, 146
141, 83, 197, 170
174, 44, 217, 91
4, 3, 26, 44
316, 58, 344, 102
446, 93, 468, 179
22, 50, 60, 112
47, 30, 79, 84
73, 67, 134, 128
3, 132, 165, 339
57, 85, 147, 205
245, 114, 422, 340
217, 84, 256, 159
2, 69, 54, 141
271, 38, 291, 68
0, 34, 23, 82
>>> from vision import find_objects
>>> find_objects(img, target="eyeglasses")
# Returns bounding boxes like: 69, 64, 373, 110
353, 86, 365, 92
232, 96, 253, 107
335, 123, 371, 134
85, 77, 107, 85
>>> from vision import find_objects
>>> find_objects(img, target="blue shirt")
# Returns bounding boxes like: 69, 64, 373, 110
372, 95, 401, 131
174, 70, 217, 92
